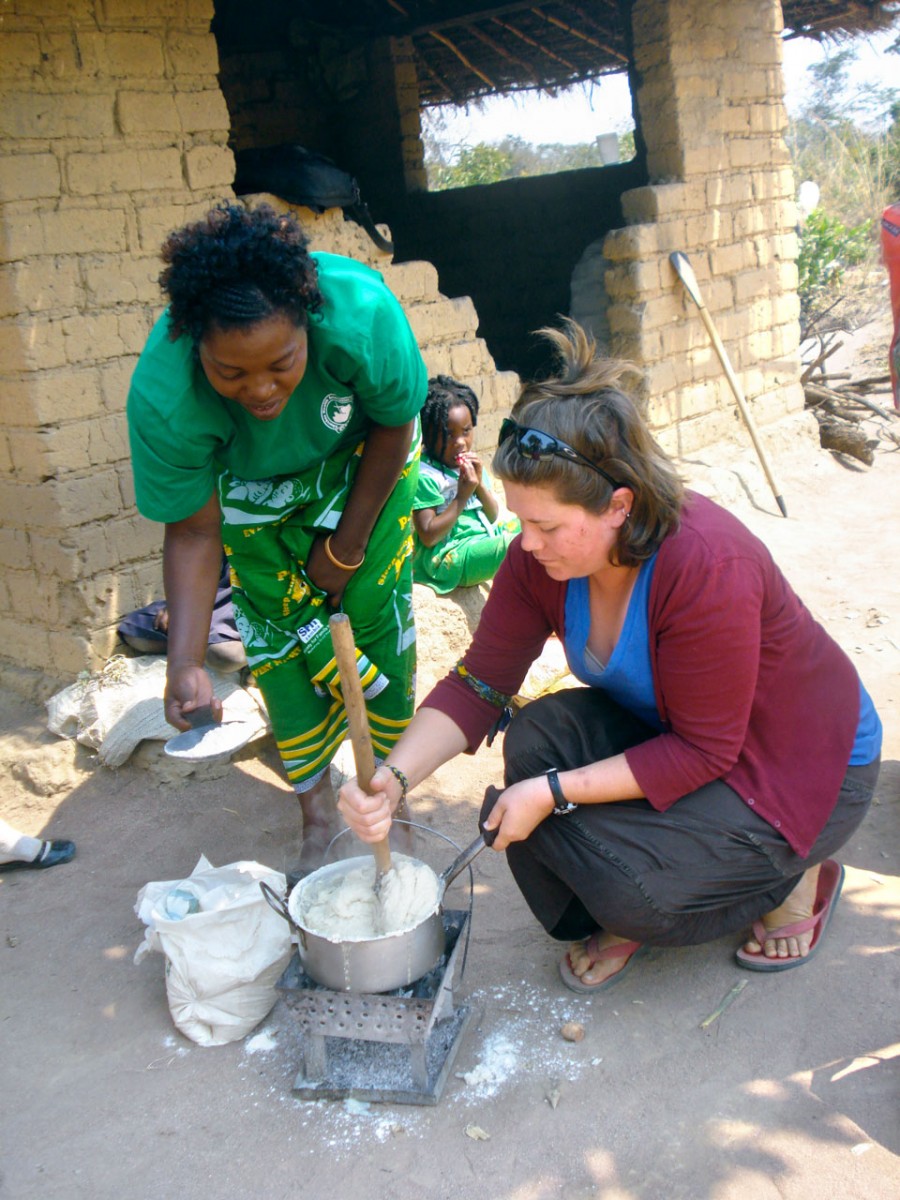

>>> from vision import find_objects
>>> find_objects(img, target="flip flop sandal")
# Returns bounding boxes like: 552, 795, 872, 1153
558, 933, 646, 994
735, 859, 845, 972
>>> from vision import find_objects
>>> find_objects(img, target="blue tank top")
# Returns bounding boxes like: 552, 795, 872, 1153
562, 553, 881, 761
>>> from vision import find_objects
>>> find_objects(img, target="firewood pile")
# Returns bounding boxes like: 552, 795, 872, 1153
801, 325, 898, 467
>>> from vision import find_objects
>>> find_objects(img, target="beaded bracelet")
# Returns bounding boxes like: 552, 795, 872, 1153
384, 763, 409, 803
323, 534, 365, 572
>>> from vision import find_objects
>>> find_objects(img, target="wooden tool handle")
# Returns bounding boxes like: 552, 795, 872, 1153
329, 613, 392, 875
669, 251, 787, 518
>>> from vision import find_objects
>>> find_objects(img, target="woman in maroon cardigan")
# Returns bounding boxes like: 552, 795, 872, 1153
339, 321, 882, 991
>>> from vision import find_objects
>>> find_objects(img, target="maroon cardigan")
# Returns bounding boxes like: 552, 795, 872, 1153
423, 492, 860, 856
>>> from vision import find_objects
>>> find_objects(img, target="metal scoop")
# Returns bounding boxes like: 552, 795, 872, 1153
163, 703, 257, 762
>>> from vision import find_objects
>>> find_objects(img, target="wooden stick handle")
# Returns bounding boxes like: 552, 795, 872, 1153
670, 252, 787, 517
329, 613, 392, 875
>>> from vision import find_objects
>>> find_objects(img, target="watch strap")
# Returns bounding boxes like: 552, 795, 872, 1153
546, 768, 577, 815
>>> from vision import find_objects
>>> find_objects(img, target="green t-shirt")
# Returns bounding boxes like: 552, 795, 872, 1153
127, 252, 427, 523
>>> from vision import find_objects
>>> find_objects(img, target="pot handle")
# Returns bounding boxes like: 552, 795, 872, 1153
439, 824, 498, 891
259, 880, 292, 925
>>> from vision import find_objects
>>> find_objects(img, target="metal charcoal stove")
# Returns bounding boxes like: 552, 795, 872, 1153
275, 909, 472, 1105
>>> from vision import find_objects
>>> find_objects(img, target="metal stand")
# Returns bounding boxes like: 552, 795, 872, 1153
276, 910, 471, 1105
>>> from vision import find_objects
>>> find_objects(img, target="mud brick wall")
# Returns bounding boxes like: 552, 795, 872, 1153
0, 0, 514, 694
605, 0, 803, 456
0, 0, 233, 688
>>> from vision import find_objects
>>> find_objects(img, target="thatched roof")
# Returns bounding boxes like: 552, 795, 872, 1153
297, 1, 898, 107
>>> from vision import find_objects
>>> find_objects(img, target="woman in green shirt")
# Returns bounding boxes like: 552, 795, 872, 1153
128, 203, 427, 870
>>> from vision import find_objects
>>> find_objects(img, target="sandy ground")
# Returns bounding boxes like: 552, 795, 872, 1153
1, 323, 898, 1200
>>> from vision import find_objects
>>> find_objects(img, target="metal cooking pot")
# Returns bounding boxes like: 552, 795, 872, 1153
261, 827, 494, 993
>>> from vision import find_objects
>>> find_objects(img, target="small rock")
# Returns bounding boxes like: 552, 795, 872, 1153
561, 1021, 585, 1042
547, 1087, 562, 1109
465, 1124, 490, 1141
7, 935, 19, 948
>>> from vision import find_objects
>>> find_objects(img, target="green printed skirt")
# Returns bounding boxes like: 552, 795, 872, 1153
217, 437, 419, 793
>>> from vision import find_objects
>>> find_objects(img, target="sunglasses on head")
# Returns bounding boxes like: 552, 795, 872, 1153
498, 418, 625, 491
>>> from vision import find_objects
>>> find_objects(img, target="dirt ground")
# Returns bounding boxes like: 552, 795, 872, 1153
1, 320, 898, 1200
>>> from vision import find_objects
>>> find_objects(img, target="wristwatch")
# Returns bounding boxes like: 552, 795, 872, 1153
546, 768, 578, 816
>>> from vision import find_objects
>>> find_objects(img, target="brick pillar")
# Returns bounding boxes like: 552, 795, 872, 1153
0, 0, 234, 691
604, 0, 803, 456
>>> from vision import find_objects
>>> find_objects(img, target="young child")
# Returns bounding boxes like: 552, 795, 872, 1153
413, 376, 519, 594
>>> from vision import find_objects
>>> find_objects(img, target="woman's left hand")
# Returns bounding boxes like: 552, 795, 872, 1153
306, 534, 361, 608
481, 777, 554, 851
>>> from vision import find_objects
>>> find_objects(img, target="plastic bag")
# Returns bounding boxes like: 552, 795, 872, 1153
134, 855, 292, 1047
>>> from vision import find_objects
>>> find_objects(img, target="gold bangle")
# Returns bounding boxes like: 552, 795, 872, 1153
323, 534, 365, 572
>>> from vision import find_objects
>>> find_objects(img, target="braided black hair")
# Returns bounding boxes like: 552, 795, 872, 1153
159, 202, 323, 343
421, 375, 480, 462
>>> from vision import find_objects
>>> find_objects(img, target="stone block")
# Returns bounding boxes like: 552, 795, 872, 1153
0, 617, 51, 672
729, 138, 775, 170
603, 224, 660, 262
183, 144, 235, 191
77, 31, 166, 77
680, 145, 727, 177
449, 340, 492, 379
0, 257, 83, 317
61, 313, 131, 364
166, 32, 220, 76
771, 293, 800, 325
6, 569, 60, 624
82, 254, 159, 306
105, 513, 162, 565
46, 630, 93, 679
420, 346, 452, 377
616, 258, 667, 299
174, 89, 230, 133
684, 211, 729, 246
731, 205, 770, 240
0, 91, 115, 139
116, 90, 180, 134
706, 175, 755, 208
98, 354, 148, 417
1, 207, 128, 260
647, 378, 720, 429
88, 412, 130, 465
67, 148, 184, 195
6, 428, 52, 480
0, 153, 61, 202
117, 462, 137, 510
0, 33, 43, 76
409, 296, 478, 345
734, 266, 775, 303
29, 533, 81, 582
749, 103, 786, 134
0, 527, 33, 571
712, 108, 752, 136
386, 261, 440, 303
0, 469, 121, 530
101, 0, 186, 24
0, 317, 67, 371
135, 199, 221, 254
711, 242, 755, 277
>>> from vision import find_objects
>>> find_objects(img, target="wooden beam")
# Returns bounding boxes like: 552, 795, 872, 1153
490, 15, 577, 70
429, 29, 498, 88
466, 22, 541, 83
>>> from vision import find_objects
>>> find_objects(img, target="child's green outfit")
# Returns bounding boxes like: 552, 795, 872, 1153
412, 454, 519, 594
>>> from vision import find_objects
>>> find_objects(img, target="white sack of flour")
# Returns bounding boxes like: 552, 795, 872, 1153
135, 856, 292, 1047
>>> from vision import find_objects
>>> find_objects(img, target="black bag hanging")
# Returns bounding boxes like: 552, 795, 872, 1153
233, 144, 394, 253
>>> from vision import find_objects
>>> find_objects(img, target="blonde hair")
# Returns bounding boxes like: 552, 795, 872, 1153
493, 320, 684, 565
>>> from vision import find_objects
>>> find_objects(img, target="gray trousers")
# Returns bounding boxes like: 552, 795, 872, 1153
479, 689, 879, 947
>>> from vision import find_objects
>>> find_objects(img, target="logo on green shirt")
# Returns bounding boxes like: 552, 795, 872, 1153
321, 393, 354, 432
